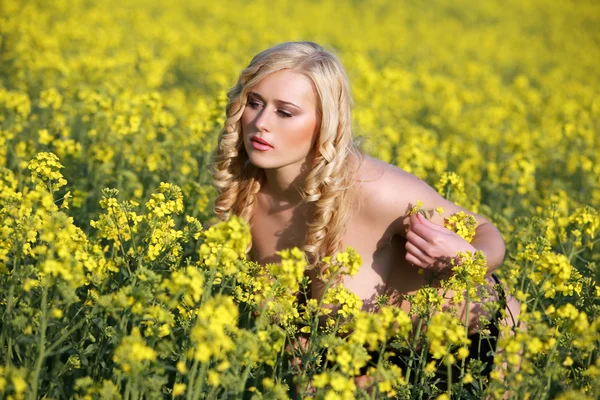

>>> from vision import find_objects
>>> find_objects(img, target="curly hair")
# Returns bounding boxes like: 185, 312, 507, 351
209, 41, 364, 273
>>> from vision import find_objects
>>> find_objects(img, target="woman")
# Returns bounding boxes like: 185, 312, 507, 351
210, 41, 520, 389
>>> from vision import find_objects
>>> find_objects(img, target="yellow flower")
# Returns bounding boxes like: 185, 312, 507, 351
427, 313, 471, 360
27, 152, 67, 192
262, 377, 275, 389
172, 383, 186, 396
207, 370, 220, 386
410, 200, 424, 215
12, 374, 27, 395
463, 373, 473, 384
457, 346, 469, 360
410, 287, 443, 315
112, 327, 157, 376
425, 361, 437, 374
191, 295, 239, 362
322, 284, 363, 319
51, 308, 63, 318
444, 211, 478, 242
176, 361, 187, 374
38, 129, 54, 145
563, 356, 574, 367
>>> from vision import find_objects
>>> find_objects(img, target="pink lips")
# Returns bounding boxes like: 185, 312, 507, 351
250, 136, 273, 151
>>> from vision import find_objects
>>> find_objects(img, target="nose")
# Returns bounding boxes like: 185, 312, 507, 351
255, 107, 271, 132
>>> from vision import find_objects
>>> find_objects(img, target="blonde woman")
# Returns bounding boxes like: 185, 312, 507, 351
209, 41, 520, 389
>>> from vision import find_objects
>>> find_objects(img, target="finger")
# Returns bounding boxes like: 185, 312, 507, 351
405, 241, 432, 265
406, 229, 433, 255
409, 213, 420, 229
405, 252, 424, 268
416, 213, 448, 232
410, 219, 439, 243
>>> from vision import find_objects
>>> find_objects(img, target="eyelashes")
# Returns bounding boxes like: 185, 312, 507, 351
247, 101, 293, 118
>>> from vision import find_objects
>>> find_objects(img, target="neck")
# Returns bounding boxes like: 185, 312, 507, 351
262, 155, 314, 206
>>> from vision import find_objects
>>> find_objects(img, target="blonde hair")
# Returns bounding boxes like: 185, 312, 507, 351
209, 41, 364, 272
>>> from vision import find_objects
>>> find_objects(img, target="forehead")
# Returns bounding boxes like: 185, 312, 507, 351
250, 69, 317, 108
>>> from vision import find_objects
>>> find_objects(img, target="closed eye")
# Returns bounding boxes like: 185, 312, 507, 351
247, 101, 293, 118
247, 101, 262, 109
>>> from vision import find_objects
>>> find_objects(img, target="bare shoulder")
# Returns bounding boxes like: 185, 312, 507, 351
352, 155, 490, 237
352, 155, 419, 234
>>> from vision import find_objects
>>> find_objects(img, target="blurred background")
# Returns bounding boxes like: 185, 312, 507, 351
1, 0, 598, 230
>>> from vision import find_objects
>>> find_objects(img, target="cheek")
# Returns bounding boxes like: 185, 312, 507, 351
288, 118, 317, 144
240, 108, 255, 132
240, 113, 249, 133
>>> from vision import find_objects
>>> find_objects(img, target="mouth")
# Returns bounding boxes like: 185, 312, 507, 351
250, 136, 273, 148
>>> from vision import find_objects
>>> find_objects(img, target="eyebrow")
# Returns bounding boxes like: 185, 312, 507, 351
248, 91, 302, 110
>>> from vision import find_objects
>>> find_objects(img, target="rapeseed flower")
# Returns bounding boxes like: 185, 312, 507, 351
113, 327, 158, 376
191, 295, 239, 362
27, 152, 67, 192
426, 313, 471, 361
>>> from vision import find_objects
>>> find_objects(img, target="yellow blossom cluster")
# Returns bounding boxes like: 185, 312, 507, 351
145, 182, 184, 219
90, 189, 143, 250
435, 172, 473, 212
349, 306, 413, 351
408, 287, 444, 317
322, 285, 363, 320
426, 313, 471, 362
232, 260, 274, 307
311, 371, 357, 400
0, 0, 599, 398
271, 247, 307, 293
199, 216, 251, 276
444, 211, 478, 243
112, 327, 158, 376
190, 295, 239, 363
160, 265, 205, 308
530, 252, 582, 299
0, 366, 28, 400
318, 246, 363, 282
442, 250, 488, 304
27, 152, 68, 192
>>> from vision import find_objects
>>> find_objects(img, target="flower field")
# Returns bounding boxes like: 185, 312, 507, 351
0, 0, 599, 398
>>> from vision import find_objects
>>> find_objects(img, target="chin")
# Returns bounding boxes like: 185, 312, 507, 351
246, 154, 279, 170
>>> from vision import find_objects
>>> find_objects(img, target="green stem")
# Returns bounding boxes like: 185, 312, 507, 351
298, 270, 341, 393
369, 337, 389, 400
124, 378, 131, 400
131, 374, 140, 400
585, 349, 593, 369
416, 324, 431, 400
2, 283, 15, 368
30, 283, 49, 400
2, 239, 22, 368
416, 349, 429, 400
45, 315, 90, 354
192, 362, 209, 399
186, 358, 200, 400
238, 363, 252, 395
405, 317, 423, 384
202, 265, 220, 303
543, 335, 561, 399
206, 385, 218, 400
110, 211, 130, 261
458, 286, 470, 397
446, 357, 452, 397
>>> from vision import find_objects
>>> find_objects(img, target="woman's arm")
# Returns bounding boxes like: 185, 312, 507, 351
361, 159, 505, 276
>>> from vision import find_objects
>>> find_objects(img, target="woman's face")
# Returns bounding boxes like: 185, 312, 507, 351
241, 69, 321, 171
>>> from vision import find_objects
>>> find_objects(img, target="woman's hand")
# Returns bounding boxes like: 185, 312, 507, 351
405, 212, 477, 272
